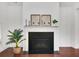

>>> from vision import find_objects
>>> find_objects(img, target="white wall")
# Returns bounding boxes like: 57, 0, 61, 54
0, 2, 22, 52
74, 3, 79, 49
59, 2, 79, 49
59, 6, 75, 47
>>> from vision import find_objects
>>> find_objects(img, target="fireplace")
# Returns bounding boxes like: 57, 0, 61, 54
28, 32, 54, 54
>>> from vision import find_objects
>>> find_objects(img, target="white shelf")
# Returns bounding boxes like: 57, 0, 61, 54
24, 25, 59, 28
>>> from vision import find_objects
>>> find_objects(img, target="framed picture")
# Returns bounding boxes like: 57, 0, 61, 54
40, 15, 51, 26
31, 14, 40, 26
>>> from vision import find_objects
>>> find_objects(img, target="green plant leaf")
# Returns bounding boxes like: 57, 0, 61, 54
17, 35, 23, 40
53, 19, 58, 24
7, 29, 24, 47
8, 30, 13, 34
8, 38, 15, 42
19, 39, 26, 44
6, 40, 15, 45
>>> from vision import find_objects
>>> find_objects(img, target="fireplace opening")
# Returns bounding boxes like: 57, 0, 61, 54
28, 32, 54, 54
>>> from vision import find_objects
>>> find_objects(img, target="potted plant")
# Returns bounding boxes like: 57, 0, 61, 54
6, 29, 25, 54
53, 19, 58, 26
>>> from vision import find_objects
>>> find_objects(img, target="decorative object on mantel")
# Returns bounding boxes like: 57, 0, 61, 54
53, 19, 58, 24
53, 19, 58, 27
31, 14, 40, 26
25, 14, 59, 27
24, 19, 31, 27
40, 15, 51, 26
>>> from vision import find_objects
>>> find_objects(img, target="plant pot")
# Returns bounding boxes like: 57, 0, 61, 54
13, 47, 23, 54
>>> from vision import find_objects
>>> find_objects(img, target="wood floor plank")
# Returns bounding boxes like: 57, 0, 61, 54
0, 47, 79, 57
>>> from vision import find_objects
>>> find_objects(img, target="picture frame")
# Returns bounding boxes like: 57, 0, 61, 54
31, 14, 40, 26
40, 15, 51, 26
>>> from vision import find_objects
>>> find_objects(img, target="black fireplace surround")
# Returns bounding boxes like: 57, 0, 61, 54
29, 32, 54, 54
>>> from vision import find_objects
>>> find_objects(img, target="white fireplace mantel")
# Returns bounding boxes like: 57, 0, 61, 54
26, 26, 59, 32
23, 26, 60, 51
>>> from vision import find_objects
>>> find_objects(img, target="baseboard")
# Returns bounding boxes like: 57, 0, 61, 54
23, 51, 28, 54
54, 51, 59, 54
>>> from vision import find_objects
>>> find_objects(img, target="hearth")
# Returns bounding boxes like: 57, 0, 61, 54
28, 32, 54, 54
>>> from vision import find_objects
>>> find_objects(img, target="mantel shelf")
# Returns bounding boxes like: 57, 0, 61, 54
24, 25, 59, 28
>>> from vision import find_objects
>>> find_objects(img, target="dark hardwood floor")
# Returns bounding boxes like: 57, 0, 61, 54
0, 47, 79, 57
